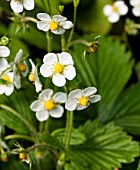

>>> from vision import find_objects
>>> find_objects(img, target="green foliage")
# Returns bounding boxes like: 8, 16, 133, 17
51, 128, 86, 145
77, 0, 112, 34
65, 120, 140, 170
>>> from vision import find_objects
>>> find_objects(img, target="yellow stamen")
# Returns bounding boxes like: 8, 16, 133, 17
54, 63, 64, 73
49, 21, 58, 31
18, 63, 27, 72
29, 72, 34, 82
112, 5, 118, 12
79, 96, 89, 106
44, 100, 55, 111
19, 153, 26, 160
2, 75, 11, 83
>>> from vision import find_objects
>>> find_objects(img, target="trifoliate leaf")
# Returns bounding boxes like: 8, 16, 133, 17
65, 120, 140, 170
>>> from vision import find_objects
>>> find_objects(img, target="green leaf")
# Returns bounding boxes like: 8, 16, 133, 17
77, 0, 112, 34
105, 82, 140, 135
71, 36, 133, 117
39, 132, 64, 150
65, 120, 140, 170
51, 128, 86, 145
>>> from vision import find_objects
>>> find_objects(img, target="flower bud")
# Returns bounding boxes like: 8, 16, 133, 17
1, 36, 9, 46
73, 0, 80, 7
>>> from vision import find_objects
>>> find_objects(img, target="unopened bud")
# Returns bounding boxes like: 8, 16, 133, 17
73, 0, 80, 7
1, 152, 8, 162
58, 5, 64, 13
1, 36, 9, 46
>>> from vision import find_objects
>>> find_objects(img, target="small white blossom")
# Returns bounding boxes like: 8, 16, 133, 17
65, 87, 101, 111
12, 49, 28, 89
29, 59, 42, 93
103, 1, 128, 23
30, 89, 67, 121
10, 0, 35, 13
0, 59, 14, 96
0, 46, 10, 58
37, 13, 73, 35
130, 0, 140, 16
40, 52, 76, 87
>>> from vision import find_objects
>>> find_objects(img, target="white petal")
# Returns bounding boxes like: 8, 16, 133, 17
30, 100, 44, 112
0, 46, 10, 57
37, 13, 51, 21
60, 21, 73, 29
37, 21, 50, 32
0, 59, 8, 72
68, 89, 82, 99
53, 92, 67, 103
23, 0, 34, 10
7, 72, 13, 82
50, 105, 64, 118
90, 95, 101, 103
22, 61, 28, 77
5, 84, 14, 96
76, 105, 89, 111
14, 74, 21, 89
39, 89, 53, 100
53, 15, 67, 22
114, 1, 124, 7
14, 49, 23, 64
40, 64, 53, 77
10, 0, 23, 13
0, 85, 6, 95
35, 81, 42, 93
52, 74, 66, 87
65, 99, 78, 111
43, 53, 58, 64
108, 12, 120, 23
83, 87, 97, 97
103, 5, 113, 16
58, 52, 74, 65
132, 7, 140, 16
64, 65, 76, 80
130, 0, 139, 6
51, 28, 65, 35
118, 4, 128, 15
36, 110, 49, 121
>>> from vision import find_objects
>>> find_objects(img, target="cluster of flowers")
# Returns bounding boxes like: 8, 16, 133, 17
103, 0, 140, 23
0, 0, 101, 122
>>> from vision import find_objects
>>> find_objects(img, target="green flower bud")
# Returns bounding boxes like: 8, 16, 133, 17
58, 5, 64, 13
1, 36, 9, 46
73, 0, 80, 7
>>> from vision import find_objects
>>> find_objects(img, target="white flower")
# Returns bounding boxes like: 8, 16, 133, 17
65, 87, 101, 111
0, 46, 10, 58
29, 59, 42, 93
37, 13, 73, 35
12, 49, 28, 89
30, 89, 67, 121
130, 0, 140, 16
103, 1, 128, 23
40, 52, 76, 87
0, 59, 14, 96
10, 0, 35, 13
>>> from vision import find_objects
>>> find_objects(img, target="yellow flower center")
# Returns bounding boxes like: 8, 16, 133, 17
19, 153, 26, 160
18, 63, 27, 72
112, 5, 118, 12
28, 72, 35, 82
44, 100, 55, 111
49, 21, 59, 31
54, 63, 64, 73
79, 96, 89, 106
2, 75, 11, 83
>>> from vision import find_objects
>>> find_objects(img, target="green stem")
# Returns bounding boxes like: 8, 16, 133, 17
4, 134, 34, 142
0, 104, 38, 142
46, 0, 52, 15
21, 17, 38, 23
46, 32, 52, 52
67, 39, 91, 48
61, 34, 66, 51
57, 111, 73, 170
64, 111, 73, 151
67, 1, 78, 49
